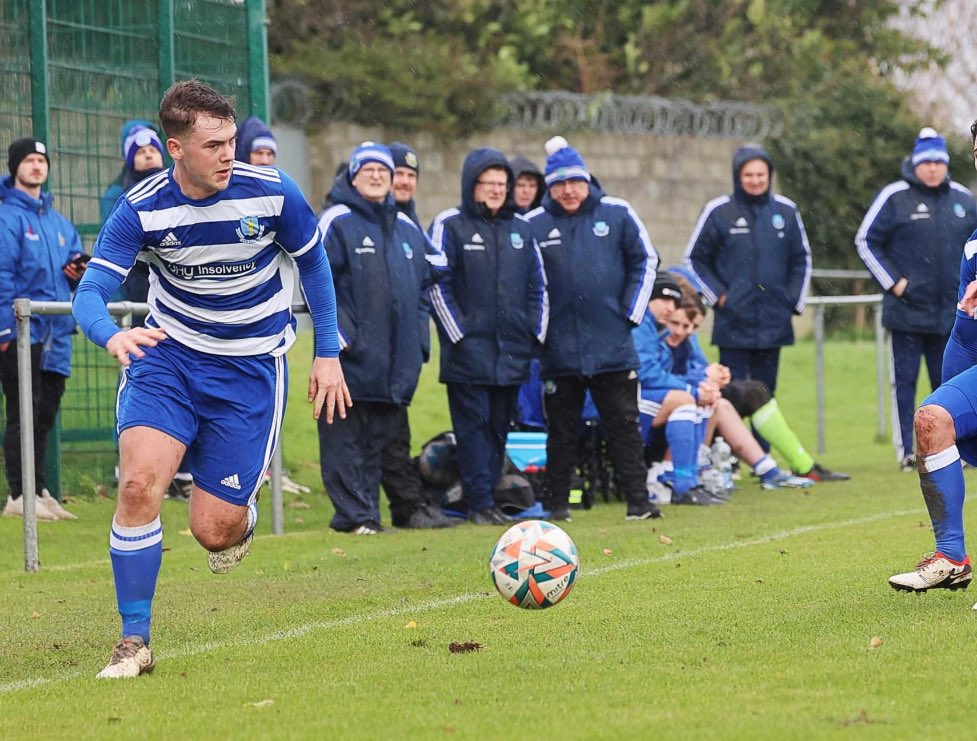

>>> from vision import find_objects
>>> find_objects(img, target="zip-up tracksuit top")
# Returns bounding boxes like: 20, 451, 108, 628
318, 174, 448, 405
685, 145, 812, 350
524, 181, 658, 378
427, 148, 548, 387
0, 177, 82, 376
855, 157, 977, 335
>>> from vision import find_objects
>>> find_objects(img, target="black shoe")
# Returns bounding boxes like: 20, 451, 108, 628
547, 507, 573, 523
165, 478, 191, 501
625, 502, 662, 520
798, 462, 851, 482
899, 455, 916, 473
671, 485, 723, 506
468, 507, 508, 526
402, 505, 460, 529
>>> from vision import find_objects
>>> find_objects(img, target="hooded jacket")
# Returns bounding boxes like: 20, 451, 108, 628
99, 119, 161, 224
234, 117, 275, 164
684, 145, 812, 350
509, 156, 545, 215
524, 181, 658, 378
428, 148, 548, 386
318, 173, 445, 405
0, 177, 82, 376
855, 157, 977, 334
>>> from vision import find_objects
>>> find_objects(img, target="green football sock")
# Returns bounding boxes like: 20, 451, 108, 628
751, 398, 815, 474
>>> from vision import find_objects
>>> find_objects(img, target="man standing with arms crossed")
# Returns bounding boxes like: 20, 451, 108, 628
73, 80, 350, 678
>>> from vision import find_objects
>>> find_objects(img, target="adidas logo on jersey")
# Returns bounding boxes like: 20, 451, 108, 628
730, 216, 750, 235
735, 217, 748, 227
911, 202, 932, 221
916, 203, 929, 212
548, 228, 560, 238
160, 231, 182, 248
220, 473, 242, 490
362, 236, 375, 246
471, 233, 484, 243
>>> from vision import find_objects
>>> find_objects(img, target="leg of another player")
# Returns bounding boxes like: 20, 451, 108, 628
188, 488, 250, 553
98, 426, 185, 679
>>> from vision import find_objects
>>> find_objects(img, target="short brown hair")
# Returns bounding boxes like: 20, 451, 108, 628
159, 79, 236, 141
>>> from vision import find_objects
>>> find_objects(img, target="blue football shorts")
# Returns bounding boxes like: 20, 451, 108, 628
923, 366, 977, 466
117, 338, 288, 506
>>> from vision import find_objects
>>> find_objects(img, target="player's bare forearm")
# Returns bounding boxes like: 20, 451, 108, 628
308, 356, 352, 423
105, 327, 167, 367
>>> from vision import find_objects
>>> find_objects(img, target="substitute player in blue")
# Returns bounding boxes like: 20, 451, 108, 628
889, 120, 977, 598
73, 80, 350, 678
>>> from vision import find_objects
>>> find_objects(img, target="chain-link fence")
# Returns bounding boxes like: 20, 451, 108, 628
0, 0, 269, 498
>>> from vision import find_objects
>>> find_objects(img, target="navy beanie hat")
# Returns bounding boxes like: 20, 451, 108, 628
651, 271, 682, 305
389, 141, 419, 173
123, 125, 164, 171
348, 141, 394, 179
8, 138, 49, 175
543, 135, 591, 185
912, 127, 949, 166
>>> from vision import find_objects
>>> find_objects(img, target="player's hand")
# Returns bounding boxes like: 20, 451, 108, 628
308, 356, 352, 423
697, 379, 720, 406
959, 279, 977, 317
62, 262, 85, 282
105, 326, 167, 367
706, 363, 730, 387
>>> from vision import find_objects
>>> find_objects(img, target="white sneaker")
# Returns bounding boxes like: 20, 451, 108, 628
3, 495, 57, 520
208, 531, 253, 574
889, 552, 972, 592
39, 489, 77, 520
760, 471, 814, 490
96, 635, 155, 679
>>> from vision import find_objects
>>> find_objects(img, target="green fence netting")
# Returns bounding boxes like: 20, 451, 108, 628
0, 0, 269, 497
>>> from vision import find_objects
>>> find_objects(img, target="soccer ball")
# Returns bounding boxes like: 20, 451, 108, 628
489, 520, 579, 609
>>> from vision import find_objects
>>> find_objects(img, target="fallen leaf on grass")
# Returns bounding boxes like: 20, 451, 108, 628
404, 620, 417, 629
602, 548, 613, 557
659, 534, 673, 545
179, 529, 192, 536
294, 517, 305, 524
287, 499, 311, 509
31, 611, 40, 619
448, 642, 483, 653
245, 699, 274, 708
869, 636, 883, 649
840, 709, 873, 726
331, 548, 346, 557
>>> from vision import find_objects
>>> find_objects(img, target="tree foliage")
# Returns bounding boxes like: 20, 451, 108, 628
268, 0, 960, 267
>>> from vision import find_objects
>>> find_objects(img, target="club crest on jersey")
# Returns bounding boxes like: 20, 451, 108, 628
593, 221, 609, 237
402, 241, 413, 259
771, 214, 785, 230
24, 225, 39, 242
510, 233, 524, 249
955, 203, 967, 219
235, 216, 265, 243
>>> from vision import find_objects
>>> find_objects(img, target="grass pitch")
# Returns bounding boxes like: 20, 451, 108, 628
2, 335, 976, 739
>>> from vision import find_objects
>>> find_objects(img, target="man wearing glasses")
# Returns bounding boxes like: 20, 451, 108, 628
428, 148, 548, 525
317, 141, 448, 534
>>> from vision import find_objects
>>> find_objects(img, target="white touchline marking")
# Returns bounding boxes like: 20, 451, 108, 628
0, 508, 923, 695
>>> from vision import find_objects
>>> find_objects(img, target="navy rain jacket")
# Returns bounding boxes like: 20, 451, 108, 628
524, 180, 658, 378
428, 148, 548, 386
684, 145, 812, 350
318, 174, 447, 405
855, 157, 977, 334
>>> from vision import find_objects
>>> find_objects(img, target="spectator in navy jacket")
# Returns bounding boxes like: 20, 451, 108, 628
317, 142, 449, 534
510, 156, 544, 215
428, 147, 548, 525
0, 138, 82, 521
856, 128, 977, 471
525, 136, 659, 522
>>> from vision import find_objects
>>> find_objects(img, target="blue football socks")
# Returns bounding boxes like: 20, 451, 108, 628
666, 404, 699, 494
919, 446, 967, 562
109, 516, 163, 644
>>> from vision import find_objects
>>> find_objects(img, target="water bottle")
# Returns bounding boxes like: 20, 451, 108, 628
710, 437, 734, 491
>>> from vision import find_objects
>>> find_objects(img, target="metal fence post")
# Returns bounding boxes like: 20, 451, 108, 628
814, 303, 826, 454
15, 299, 38, 573
270, 443, 284, 535
874, 304, 887, 443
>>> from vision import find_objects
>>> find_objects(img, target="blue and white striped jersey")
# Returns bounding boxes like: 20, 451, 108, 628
83, 162, 326, 357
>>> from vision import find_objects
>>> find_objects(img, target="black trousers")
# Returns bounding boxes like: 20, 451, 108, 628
380, 406, 428, 526
543, 370, 646, 509
1, 343, 67, 499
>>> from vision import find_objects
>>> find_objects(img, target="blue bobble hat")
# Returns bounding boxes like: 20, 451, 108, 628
912, 127, 949, 166
543, 135, 591, 185
348, 141, 394, 179
123, 125, 163, 171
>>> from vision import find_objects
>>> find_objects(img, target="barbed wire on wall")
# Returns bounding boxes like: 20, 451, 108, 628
269, 78, 781, 139
500, 91, 782, 139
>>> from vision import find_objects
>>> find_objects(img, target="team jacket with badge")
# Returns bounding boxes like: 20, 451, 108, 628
855, 158, 977, 334
524, 181, 658, 378
319, 174, 447, 405
0, 177, 82, 376
427, 148, 548, 386
685, 147, 812, 350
